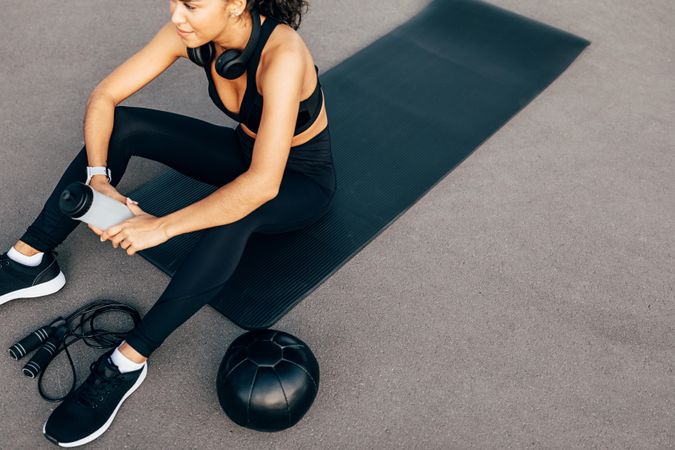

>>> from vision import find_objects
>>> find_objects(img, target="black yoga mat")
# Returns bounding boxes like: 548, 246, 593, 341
128, 0, 590, 329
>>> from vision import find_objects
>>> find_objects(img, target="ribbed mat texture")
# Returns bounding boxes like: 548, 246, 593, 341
129, 0, 590, 329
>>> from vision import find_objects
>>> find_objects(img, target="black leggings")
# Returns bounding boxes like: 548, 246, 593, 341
20, 105, 336, 357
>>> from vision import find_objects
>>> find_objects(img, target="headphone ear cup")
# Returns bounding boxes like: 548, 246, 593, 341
214, 7, 262, 80
215, 49, 246, 79
188, 42, 215, 67
187, 47, 204, 66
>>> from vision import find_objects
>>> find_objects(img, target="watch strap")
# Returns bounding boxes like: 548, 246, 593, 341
85, 166, 112, 185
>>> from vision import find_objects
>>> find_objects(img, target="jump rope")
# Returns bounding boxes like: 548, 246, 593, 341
7, 299, 141, 402
8, 6, 265, 407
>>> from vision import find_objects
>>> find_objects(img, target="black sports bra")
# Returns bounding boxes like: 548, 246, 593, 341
198, 16, 323, 136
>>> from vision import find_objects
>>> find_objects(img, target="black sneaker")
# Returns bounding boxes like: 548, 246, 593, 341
0, 250, 66, 306
43, 348, 148, 447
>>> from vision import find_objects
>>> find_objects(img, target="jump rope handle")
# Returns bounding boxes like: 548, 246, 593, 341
22, 325, 68, 378
8, 326, 54, 360
8, 317, 66, 360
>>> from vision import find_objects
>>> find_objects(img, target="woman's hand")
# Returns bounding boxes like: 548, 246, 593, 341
87, 178, 134, 241
90, 199, 171, 256
89, 178, 128, 205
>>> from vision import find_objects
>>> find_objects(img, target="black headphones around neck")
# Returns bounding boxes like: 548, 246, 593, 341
187, 8, 262, 80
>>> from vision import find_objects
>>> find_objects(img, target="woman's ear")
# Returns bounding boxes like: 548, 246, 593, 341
228, 0, 247, 17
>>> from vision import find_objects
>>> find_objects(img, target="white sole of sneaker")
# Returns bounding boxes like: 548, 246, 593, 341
0, 271, 66, 306
42, 362, 148, 447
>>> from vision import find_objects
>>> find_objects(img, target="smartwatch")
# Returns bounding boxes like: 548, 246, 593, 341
85, 166, 112, 185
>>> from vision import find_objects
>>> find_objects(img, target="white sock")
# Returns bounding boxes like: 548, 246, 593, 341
109, 342, 146, 373
7, 246, 44, 266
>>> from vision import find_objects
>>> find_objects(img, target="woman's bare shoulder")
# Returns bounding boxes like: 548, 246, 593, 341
264, 23, 312, 68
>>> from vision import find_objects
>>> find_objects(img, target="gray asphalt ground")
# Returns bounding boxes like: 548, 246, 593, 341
1, 0, 673, 448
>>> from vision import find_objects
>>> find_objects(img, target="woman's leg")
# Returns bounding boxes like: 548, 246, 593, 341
16, 104, 333, 359
123, 170, 333, 358
19, 105, 250, 252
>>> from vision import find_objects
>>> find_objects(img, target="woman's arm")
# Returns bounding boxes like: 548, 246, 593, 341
105, 44, 308, 247
99, 172, 275, 254
83, 92, 116, 176
158, 171, 277, 238
158, 48, 307, 239
84, 20, 183, 181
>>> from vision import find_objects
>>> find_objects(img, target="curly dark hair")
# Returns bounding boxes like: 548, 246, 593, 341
242, 0, 310, 30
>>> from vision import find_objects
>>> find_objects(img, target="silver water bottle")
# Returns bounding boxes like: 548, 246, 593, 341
58, 182, 134, 230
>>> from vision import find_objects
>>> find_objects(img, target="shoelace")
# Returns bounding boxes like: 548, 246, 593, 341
74, 358, 122, 408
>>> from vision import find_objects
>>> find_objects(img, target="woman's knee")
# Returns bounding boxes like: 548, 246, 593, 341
113, 105, 143, 123
108, 105, 149, 152
111, 105, 138, 129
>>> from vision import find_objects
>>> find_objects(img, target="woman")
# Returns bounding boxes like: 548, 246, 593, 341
0, 0, 335, 446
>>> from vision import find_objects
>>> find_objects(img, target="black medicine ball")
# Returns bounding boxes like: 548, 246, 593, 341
216, 329, 320, 432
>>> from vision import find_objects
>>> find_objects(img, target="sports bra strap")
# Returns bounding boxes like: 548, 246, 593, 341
246, 16, 279, 92
240, 16, 279, 128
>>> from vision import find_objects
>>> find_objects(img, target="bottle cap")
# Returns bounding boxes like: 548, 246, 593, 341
59, 182, 93, 219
